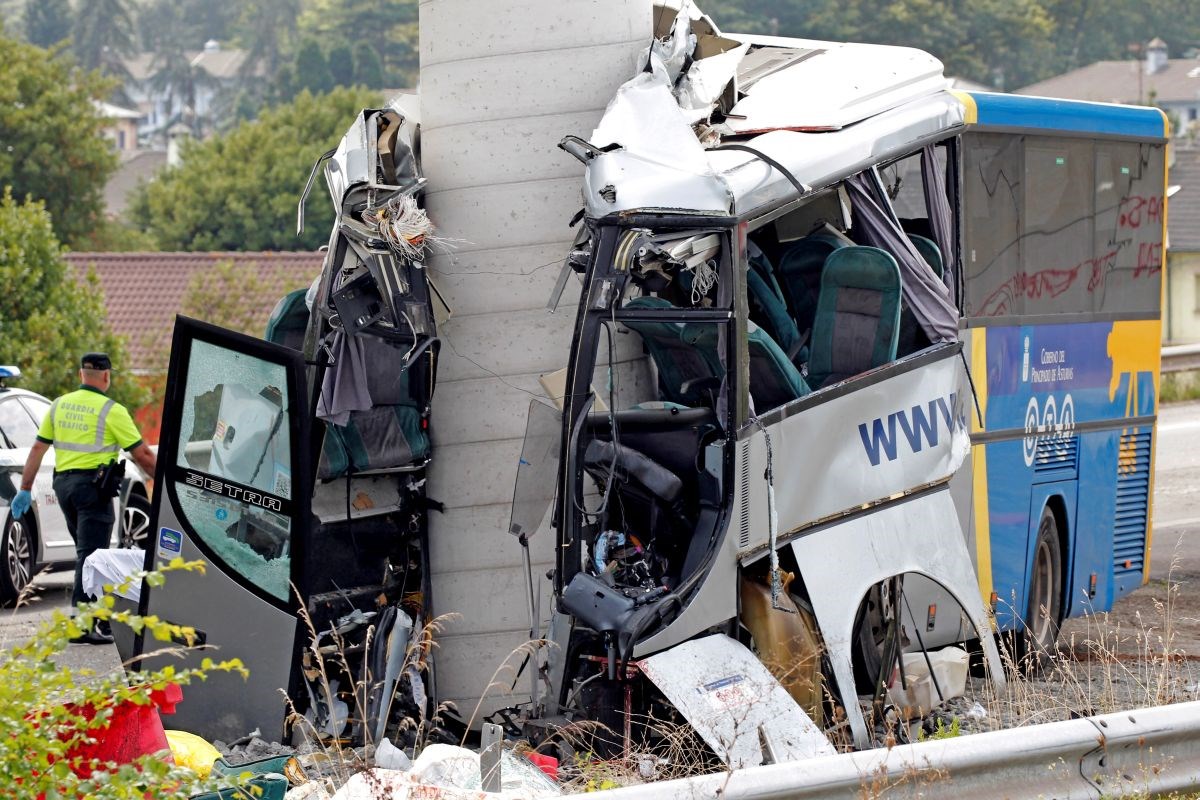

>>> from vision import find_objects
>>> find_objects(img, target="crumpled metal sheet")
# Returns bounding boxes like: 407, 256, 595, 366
578, 0, 961, 218
325, 94, 423, 219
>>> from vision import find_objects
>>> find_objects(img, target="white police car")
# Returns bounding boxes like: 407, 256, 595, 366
0, 367, 153, 604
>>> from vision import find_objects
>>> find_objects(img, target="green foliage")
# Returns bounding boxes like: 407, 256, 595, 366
1160, 372, 1200, 404
71, 0, 136, 77
293, 37, 334, 96
0, 33, 117, 247
72, 218, 161, 253
129, 86, 382, 252
707, 0, 1200, 89
0, 559, 247, 799
137, 0, 237, 50
140, 0, 217, 136
141, 259, 314, 375
352, 44, 384, 89
0, 191, 147, 409
328, 41, 355, 88
918, 716, 962, 741
297, 0, 417, 87
23, 0, 71, 47
234, 0, 301, 87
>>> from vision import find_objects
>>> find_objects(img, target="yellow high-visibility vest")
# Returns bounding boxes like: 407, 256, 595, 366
35, 386, 142, 471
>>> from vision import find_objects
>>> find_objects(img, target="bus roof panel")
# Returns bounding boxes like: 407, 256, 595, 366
720, 92, 966, 215
724, 35, 949, 134
967, 92, 1169, 140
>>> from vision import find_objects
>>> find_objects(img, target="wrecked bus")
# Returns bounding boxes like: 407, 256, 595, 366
519, 4, 1166, 754
132, 100, 443, 745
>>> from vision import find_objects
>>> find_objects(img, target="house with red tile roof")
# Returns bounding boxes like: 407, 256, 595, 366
66, 251, 323, 373
65, 251, 323, 440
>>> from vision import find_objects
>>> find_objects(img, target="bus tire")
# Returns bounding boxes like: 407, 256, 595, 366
1022, 506, 1063, 672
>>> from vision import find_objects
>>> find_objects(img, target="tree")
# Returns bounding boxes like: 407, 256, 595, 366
129, 86, 382, 252
704, 0, 1200, 89
298, 0, 418, 86
352, 43, 384, 89
140, 0, 215, 136
0, 34, 117, 247
233, 0, 300, 87
328, 40, 355, 87
23, 0, 71, 48
293, 37, 334, 96
0, 191, 145, 410
71, 0, 136, 77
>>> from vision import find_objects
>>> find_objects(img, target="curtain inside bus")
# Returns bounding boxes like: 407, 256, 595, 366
846, 173, 959, 343
921, 144, 958, 306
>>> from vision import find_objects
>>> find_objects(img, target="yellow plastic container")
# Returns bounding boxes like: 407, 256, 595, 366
739, 572, 825, 724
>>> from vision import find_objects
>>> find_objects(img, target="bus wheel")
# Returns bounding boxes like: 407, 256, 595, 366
1023, 507, 1063, 672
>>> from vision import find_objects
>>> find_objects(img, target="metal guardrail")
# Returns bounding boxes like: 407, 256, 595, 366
1162, 343, 1200, 373
576, 701, 1200, 800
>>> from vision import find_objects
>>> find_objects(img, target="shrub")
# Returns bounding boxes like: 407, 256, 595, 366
0, 559, 248, 798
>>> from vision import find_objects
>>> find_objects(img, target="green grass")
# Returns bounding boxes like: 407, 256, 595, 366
1160, 372, 1200, 403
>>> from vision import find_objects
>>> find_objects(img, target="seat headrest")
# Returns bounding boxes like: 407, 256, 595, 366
821, 246, 902, 291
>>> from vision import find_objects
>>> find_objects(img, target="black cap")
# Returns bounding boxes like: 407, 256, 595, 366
81, 353, 112, 371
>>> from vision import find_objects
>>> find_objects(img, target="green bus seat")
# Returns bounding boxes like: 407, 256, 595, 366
623, 296, 723, 407
743, 321, 812, 412
776, 236, 848, 339
907, 234, 944, 280
807, 246, 902, 389
895, 234, 945, 357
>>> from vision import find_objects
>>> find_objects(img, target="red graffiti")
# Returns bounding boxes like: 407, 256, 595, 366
1118, 195, 1163, 230
976, 242, 1160, 317
977, 263, 1084, 317
1135, 241, 1163, 277
1087, 249, 1120, 292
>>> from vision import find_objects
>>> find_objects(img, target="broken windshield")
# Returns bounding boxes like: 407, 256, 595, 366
173, 339, 293, 601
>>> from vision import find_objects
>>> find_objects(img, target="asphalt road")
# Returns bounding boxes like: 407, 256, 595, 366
6, 399, 1200, 673
1148, 399, 1200, 577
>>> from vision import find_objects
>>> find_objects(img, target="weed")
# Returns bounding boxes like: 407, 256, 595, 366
0, 559, 250, 799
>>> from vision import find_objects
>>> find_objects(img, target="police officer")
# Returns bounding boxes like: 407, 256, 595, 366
10, 353, 157, 644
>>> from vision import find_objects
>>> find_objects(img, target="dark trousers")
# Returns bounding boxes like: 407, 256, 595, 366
53, 472, 115, 607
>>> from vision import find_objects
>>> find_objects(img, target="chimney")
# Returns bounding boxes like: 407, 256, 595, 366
166, 123, 191, 167
1145, 37, 1168, 74
203, 39, 220, 53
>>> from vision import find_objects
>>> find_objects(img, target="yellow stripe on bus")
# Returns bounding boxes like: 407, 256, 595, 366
970, 327, 993, 602
950, 90, 979, 125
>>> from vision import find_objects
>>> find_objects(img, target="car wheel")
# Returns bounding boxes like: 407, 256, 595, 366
120, 494, 153, 550
0, 514, 35, 606
1015, 506, 1063, 673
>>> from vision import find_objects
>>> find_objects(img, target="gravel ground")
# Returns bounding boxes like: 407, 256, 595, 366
879, 569, 1200, 743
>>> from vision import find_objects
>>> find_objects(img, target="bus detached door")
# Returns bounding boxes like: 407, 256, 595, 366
134, 316, 313, 743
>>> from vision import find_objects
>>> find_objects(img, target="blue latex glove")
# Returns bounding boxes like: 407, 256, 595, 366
10, 489, 31, 519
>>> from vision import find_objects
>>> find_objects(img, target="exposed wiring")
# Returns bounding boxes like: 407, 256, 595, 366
751, 415, 792, 613
437, 333, 544, 400
711, 144, 810, 198
431, 258, 564, 277
686, 258, 718, 305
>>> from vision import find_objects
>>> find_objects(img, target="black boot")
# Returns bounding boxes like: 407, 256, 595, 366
69, 621, 115, 646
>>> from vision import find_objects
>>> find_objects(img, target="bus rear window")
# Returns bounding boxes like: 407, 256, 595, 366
962, 133, 1164, 319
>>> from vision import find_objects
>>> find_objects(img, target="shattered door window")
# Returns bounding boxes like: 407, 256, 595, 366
173, 340, 293, 601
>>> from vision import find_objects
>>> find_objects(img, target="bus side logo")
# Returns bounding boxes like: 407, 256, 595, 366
858, 394, 965, 466
1023, 393, 1075, 467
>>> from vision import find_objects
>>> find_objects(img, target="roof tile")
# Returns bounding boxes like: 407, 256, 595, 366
65, 251, 324, 371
